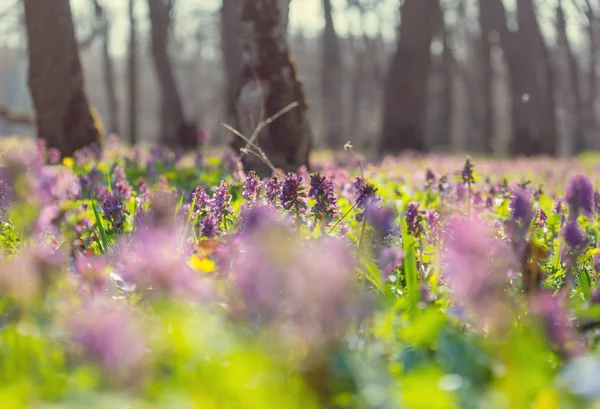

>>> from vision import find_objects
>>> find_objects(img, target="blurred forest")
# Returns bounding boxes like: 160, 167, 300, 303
0, 0, 599, 162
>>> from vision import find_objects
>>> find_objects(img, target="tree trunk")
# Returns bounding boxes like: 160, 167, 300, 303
221, 0, 244, 119
439, 21, 454, 151
478, 0, 495, 154
585, 0, 598, 142
93, 0, 120, 136
379, 0, 440, 155
557, 0, 585, 154
147, 0, 195, 150
127, 0, 139, 145
321, 0, 344, 148
231, 0, 312, 175
23, 0, 99, 157
481, 0, 556, 156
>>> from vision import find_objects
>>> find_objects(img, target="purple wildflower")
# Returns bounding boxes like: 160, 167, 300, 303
461, 157, 475, 185
537, 209, 548, 227
354, 176, 380, 222
243, 171, 262, 203
565, 173, 594, 217
67, 299, 147, 379
192, 186, 210, 213
200, 214, 218, 238
405, 202, 423, 237
265, 175, 282, 206
48, 148, 61, 165
562, 219, 586, 252
509, 187, 533, 227
210, 181, 233, 226
280, 173, 307, 222
102, 193, 128, 231
308, 173, 338, 227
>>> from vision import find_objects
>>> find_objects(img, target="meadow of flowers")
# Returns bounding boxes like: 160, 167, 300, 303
2, 136, 600, 408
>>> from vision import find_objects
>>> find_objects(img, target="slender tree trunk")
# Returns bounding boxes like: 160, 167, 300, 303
231, 0, 312, 175
379, 0, 440, 155
127, 0, 139, 145
478, 0, 495, 154
23, 0, 99, 156
147, 0, 195, 150
557, 0, 585, 154
321, 0, 344, 148
348, 34, 365, 146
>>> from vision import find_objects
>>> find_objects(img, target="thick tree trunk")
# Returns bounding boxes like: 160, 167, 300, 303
557, 0, 585, 154
231, 0, 312, 175
379, 0, 440, 155
321, 0, 344, 148
481, 0, 556, 156
23, 0, 99, 156
147, 0, 195, 150
127, 0, 139, 145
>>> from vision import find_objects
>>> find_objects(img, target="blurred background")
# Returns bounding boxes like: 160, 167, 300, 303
0, 0, 598, 157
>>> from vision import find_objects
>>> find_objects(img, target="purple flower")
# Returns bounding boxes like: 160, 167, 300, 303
405, 202, 423, 236
562, 219, 586, 251
461, 157, 475, 185
529, 292, 581, 357
102, 193, 128, 231
537, 209, 548, 227
210, 181, 233, 227
280, 173, 307, 219
265, 176, 282, 206
354, 177, 380, 222
197, 130, 212, 144
238, 205, 282, 233
566, 173, 594, 217
308, 173, 338, 227
67, 299, 147, 379
509, 187, 533, 227
243, 171, 261, 203
443, 216, 514, 331
192, 186, 210, 213
378, 247, 404, 279
48, 148, 61, 165
200, 214, 218, 238
425, 169, 436, 189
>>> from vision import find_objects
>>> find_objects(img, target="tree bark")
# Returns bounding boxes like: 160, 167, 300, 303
379, 0, 440, 155
221, 0, 244, 120
127, 0, 139, 145
478, 0, 495, 154
585, 0, 598, 142
321, 0, 344, 148
23, 0, 99, 156
480, 0, 557, 156
147, 0, 195, 150
439, 19, 454, 151
230, 0, 313, 175
92, 0, 120, 136
557, 0, 585, 154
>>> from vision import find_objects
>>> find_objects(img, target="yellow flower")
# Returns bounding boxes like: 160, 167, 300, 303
62, 157, 74, 168
189, 255, 216, 274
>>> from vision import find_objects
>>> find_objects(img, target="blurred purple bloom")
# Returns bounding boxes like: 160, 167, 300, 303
405, 202, 423, 236
509, 187, 533, 227
67, 299, 147, 378
566, 173, 594, 217
210, 181, 233, 226
48, 148, 61, 165
537, 209, 548, 227
200, 214, 218, 238
461, 157, 475, 185
562, 219, 587, 251
378, 247, 404, 279
443, 216, 514, 330
197, 130, 212, 144
529, 292, 581, 357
